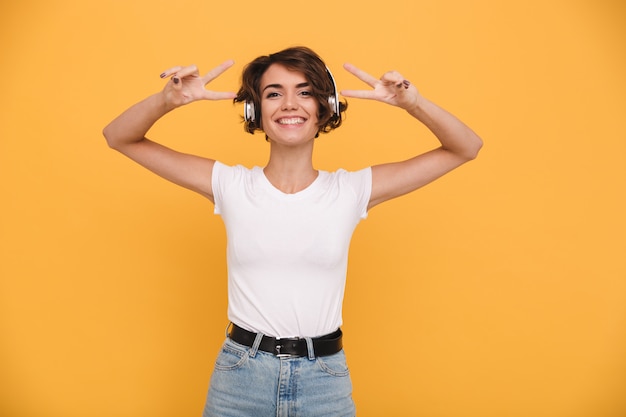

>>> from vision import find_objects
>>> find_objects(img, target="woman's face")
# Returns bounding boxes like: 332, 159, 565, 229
259, 63, 319, 146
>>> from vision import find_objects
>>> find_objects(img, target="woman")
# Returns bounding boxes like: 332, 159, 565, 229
103, 46, 482, 417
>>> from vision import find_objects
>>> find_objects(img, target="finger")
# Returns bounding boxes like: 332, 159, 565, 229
174, 64, 200, 79
202, 59, 235, 84
160, 65, 183, 79
340, 89, 377, 100
204, 90, 238, 101
343, 63, 379, 87
380, 70, 405, 88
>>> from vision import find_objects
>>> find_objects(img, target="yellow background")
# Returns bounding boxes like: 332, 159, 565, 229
1, 0, 625, 416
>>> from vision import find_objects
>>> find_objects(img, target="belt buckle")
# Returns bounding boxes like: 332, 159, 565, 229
274, 340, 293, 358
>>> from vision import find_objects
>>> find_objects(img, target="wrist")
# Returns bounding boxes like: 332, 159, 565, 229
154, 91, 176, 113
404, 94, 429, 117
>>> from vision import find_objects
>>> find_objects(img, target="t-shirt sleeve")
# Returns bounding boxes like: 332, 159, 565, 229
345, 167, 372, 220
211, 161, 231, 215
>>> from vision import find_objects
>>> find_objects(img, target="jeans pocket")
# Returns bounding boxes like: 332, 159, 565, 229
214, 339, 249, 371
316, 350, 350, 377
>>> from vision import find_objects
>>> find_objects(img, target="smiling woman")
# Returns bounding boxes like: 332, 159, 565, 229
257, 64, 321, 147
3, 0, 626, 415
102, 45, 481, 416
235, 46, 345, 135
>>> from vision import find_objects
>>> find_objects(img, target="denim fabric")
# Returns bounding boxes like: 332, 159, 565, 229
202, 337, 355, 417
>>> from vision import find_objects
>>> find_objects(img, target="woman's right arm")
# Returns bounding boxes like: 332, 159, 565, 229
102, 61, 236, 202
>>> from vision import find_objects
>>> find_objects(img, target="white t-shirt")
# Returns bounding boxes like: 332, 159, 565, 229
212, 161, 372, 338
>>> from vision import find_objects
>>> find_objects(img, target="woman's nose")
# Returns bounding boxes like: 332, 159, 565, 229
281, 93, 298, 110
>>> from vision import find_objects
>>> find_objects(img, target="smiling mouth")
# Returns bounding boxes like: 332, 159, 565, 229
276, 117, 306, 125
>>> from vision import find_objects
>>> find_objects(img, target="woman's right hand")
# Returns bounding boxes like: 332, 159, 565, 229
159, 60, 237, 110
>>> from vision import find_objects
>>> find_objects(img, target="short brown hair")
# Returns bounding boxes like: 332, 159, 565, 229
234, 46, 347, 135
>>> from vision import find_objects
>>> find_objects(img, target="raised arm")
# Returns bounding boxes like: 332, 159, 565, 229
102, 60, 236, 202
341, 63, 483, 210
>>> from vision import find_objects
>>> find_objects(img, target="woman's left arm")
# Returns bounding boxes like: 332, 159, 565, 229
341, 63, 483, 210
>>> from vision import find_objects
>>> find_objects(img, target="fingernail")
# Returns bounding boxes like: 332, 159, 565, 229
402, 80, 411, 89
173, 77, 180, 84
159, 72, 167, 78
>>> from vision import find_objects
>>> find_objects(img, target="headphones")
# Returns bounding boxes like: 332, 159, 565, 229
244, 67, 340, 123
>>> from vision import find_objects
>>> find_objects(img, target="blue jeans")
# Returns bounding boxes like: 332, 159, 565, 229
202, 335, 356, 417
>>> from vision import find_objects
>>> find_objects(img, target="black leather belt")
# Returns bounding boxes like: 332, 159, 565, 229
229, 324, 343, 358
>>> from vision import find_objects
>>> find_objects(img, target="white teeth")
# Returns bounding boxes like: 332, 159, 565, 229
277, 117, 305, 125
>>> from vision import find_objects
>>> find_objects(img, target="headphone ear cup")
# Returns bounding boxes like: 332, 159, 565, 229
325, 68, 340, 116
244, 101, 256, 122
328, 95, 338, 116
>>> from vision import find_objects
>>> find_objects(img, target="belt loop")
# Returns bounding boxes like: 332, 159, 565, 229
305, 337, 315, 360
249, 331, 264, 358
224, 322, 233, 338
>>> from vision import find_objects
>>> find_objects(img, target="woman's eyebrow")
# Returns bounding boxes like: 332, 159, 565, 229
262, 82, 309, 92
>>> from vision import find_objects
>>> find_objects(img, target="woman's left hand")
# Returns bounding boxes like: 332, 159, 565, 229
340, 63, 421, 110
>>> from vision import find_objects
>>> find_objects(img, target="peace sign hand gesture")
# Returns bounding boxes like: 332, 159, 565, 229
159, 60, 237, 110
340, 63, 421, 110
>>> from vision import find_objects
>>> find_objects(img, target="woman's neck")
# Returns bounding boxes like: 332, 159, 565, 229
263, 144, 318, 194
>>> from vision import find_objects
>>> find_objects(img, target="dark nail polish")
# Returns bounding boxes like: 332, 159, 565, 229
173, 77, 180, 84
159, 72, 166, 78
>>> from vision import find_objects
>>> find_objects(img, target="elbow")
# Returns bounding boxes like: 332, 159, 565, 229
102, 125, 120, 151
467, 135, 483, 161
102, 125, 113, 147
470, 136, 483, 160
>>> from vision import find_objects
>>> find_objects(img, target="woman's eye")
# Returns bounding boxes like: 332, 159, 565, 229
300, 90, 312, 96
266, 92, 280, 98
